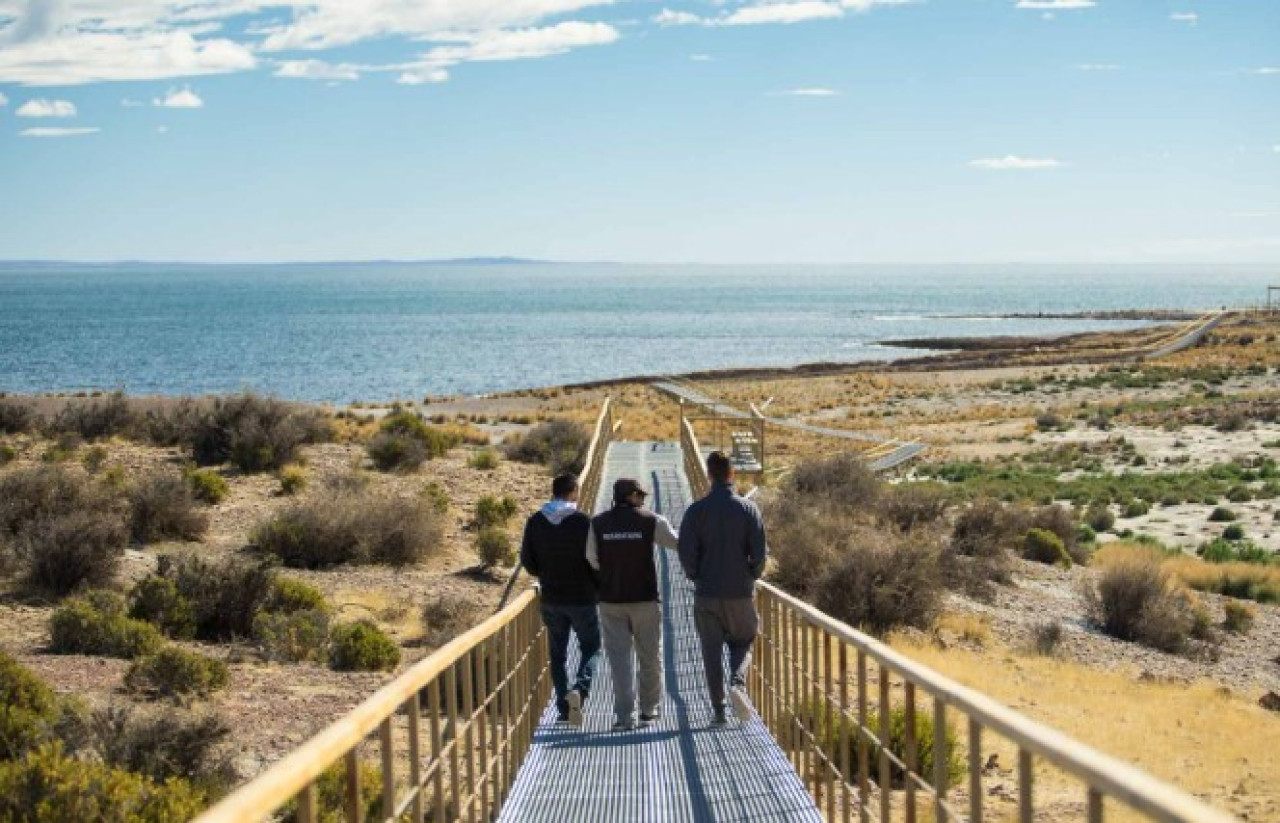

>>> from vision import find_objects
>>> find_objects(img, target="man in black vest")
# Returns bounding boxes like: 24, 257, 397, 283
678, 451, 768, 727
520, 473, 600, 727
587, 477, 679, 731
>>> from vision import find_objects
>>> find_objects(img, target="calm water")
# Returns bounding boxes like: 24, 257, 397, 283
0, 263, 1270, 403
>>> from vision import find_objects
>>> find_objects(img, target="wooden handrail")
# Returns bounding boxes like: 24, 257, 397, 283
194, 588, 544, 823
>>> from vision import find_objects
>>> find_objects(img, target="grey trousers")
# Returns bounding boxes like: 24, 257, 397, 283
599, 601, 663, 722
693, 595, 759, 709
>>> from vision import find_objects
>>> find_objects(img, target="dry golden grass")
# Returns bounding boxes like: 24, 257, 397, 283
935, 612, 993, 648
890, 637, 1279, 822
1095, 541, 1280, 604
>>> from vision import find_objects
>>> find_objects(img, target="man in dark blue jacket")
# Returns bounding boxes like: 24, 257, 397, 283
520, 473, 600, 727
677, 451, 768, 726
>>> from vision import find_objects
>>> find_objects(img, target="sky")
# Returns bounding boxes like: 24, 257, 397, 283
0, 0, 1277, 264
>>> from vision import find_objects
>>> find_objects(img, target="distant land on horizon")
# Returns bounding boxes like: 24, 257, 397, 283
1, 260, 1277, 270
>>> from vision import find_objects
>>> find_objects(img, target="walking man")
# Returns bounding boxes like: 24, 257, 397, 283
588, 477, 679, 731
520, 473, 600, 727
678, 451, 768, 726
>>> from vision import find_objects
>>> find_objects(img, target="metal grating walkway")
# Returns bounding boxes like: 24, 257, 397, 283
497, 441, 822, 823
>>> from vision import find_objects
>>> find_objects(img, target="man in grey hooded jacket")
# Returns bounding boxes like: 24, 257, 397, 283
677, 451, 768, 726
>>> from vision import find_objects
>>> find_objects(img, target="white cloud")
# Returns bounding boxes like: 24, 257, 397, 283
157, 125, 169, 133
397, 68, 450, 85
1249, 67, 1280, 75
1075, 63, 1122, 71
20, 126, 100, 137
655, 9, 703, 26
0, 29, 256, 86
1015, 0, 1095, 9
689, 54, 713, 62
1273, 145, 1280, 153
969, 155, 1062, 170
275, 59, 362, 81
15, 99, 77, 118
417, 22, 619, 65
722, 2, 843, 26
777, 87, 840, 96
153, 87, 204, 108
1170, 12, 1198, 24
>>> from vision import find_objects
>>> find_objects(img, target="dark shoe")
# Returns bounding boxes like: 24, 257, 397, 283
611, 717, 636, 732
566, 690, 584, 728
710, 707, 727, 727
639, 710, 661, 724
556, 710, 569, 723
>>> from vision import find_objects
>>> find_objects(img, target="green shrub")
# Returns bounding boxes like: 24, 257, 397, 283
1222, 524, 1245, 541
186, 394, 331, 473
1122, 499, 1150, 518
1076, 524, 1097, 544
1226, 486, 1253, 503
253, 609, 331, 664
264, 577, 329, 614
367, 412, 459, 472
253, 493, 443, 569
1198, 538, 1274, 564
50, 592, 164, 659
802, 698, 965, 789
184, 468, 228, 505
81, 445, 109, 474
278, 465, 308, 496
502, 419, 589, 475
17, 509, 129, 595
41, 433, 81, 463
421, 481, 450, 514
0, 652, 59, 761
0, 443, 16, 465
475, 527, 514, 568
155, 555, 276, 642
1022, 528, 1070, 568
329, 621, 400, 672
1085, 558, 1198, 653
474, 494, 519, 530
1208, 507, 1236, 522
283, 761, 383, 823
1085, 503, 1115, 533
468, 448, 500, 470
1222, 600, 1255, 634
367, 432, 428, 472
125, 648, 229, 700
129, 577, 197, 640
128, 474, 208, 544
82, 705, 233, 791
0, 741, 206, 822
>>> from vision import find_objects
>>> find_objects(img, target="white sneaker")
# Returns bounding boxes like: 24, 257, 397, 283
729, 686, 752, 722
566, 690, 584, 728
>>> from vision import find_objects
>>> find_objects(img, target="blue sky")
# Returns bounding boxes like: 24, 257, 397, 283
0, 0, 1277, 263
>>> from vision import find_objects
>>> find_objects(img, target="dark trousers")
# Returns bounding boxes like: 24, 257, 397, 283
541, 602, 602, 714
693, 595, 759, 708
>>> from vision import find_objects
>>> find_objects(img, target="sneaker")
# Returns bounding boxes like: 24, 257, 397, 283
556, 710, 569, 723
611, 717, 636, 732
639, 708, 661, 724
565, 690, 584, 728
710, 707, 728, 727
729, 686, 753, 722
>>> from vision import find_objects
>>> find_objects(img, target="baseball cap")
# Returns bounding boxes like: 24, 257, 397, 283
613, 477, 649, 501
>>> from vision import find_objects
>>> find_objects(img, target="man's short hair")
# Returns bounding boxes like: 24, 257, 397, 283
552, 473, 579, 499
706, 451, 732, 482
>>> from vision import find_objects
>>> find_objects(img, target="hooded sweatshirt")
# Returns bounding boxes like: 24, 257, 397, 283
520, 499, 596, 605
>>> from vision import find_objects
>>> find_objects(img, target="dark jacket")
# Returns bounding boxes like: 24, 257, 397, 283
520, 504, 596, 606
677, 481, 768, 599
589, 505, 660, 604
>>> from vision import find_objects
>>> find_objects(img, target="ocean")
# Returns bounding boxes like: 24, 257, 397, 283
0, 262, 1271, 403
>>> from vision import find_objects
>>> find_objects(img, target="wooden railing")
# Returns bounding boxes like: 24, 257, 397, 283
678, 450, 1236, 823
193, 589, 548, 823
680, 413, 710, 500
577, 396, 616, 516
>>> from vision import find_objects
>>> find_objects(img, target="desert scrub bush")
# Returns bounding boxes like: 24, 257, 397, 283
329, 621, 400, 672
17, 508, 129, 595
1225, 486, 1253, 503
1085, 554, 1201, 653
154, 555, 276, 642
125, 647, 229, 700
367, 411, 459, 472
284, 761, 383, 823
502, 419, 589, 475
0, 651, 61, 761
1032, 621, 1064, 656
0, 741, 207, 822
468, 448, 500, 470
128, 576, 197, 640
878, 482, 949, 532
81, 444, 109, 474
1222, 600, 1255, 634
0, 398, 38, 434
277, 464, 308, 496
813, 530, 944, 634
183, 468, 228, 505
366, 431, 428, 472
50, 591, 165, 659
1197, 538, 1273, 564
48, 392, 137, 441
1022, 528, 1071, 568
128, 473, 209, 544
1076, 524, 1097, 544
475, 527, 515, 568
81, 704, 233, 793
1085, 502, 1115, 533
0, 443, 16, 465
421, 480, 450, 514
786, 452, 881, 510
1165, 556, 1280, 604
0, 464, 123, 539
1028, 504, 1087, 564
252, 577, 331, 663
1034, 410, 1066, 432
802, 697, 964, 789
253, 493, 443, 569
1122, 498, 1151, 518
187, 393, 332, 473
1208, 506, 1236, 522
473, 494, 519, 529
421, 593, 478, 647
1221, 524, 1245, 541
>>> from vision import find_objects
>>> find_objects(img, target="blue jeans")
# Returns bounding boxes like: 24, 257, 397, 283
541, 603, 602, 715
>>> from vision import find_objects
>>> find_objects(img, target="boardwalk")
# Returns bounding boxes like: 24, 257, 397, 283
496, 441, 822, 823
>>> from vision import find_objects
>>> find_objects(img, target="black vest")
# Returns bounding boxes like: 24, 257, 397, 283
591, 505, 659, 603
525, 511, 596, 605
